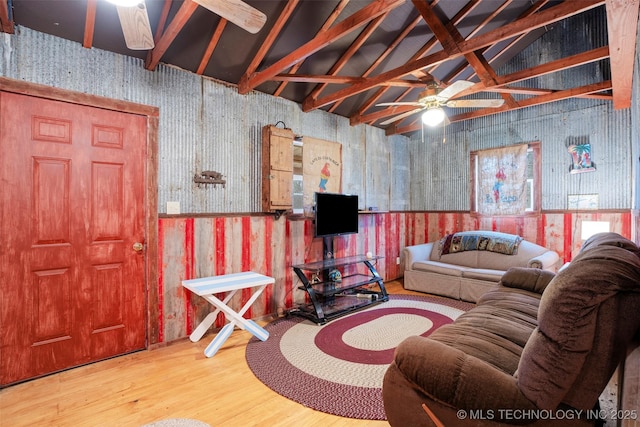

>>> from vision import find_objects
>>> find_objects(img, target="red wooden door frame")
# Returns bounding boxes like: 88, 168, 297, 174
0, 77, 160, 359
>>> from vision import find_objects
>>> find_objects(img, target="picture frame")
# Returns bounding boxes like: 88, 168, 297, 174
568, 194, 599, 210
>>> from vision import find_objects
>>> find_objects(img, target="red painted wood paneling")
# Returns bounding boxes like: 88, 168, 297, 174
156, 210, 633, 344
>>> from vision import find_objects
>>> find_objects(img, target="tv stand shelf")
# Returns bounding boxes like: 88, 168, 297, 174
290, 255, 388, 324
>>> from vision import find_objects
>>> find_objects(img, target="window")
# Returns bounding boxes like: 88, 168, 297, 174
470, 142, 541, 216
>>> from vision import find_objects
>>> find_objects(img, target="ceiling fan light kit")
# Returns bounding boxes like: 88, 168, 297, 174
377, 79, 505, 128
422, 107, 446, 127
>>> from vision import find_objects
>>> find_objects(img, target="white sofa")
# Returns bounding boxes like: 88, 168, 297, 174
403, 230, 561, 302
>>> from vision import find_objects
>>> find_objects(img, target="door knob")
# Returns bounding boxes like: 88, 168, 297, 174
133, 242, 144, 252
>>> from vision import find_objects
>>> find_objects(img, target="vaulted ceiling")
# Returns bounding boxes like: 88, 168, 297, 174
1, 0, 638, 136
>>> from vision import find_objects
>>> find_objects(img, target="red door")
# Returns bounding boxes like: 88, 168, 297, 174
0, 92, 147, 385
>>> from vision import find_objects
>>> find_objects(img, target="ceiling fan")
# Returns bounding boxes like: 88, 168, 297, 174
109, 0, 267, 50
377, 80, 505, 127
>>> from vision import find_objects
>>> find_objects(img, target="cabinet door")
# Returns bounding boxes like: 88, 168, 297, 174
270, 169, 292, 207
262, 125, 293, 211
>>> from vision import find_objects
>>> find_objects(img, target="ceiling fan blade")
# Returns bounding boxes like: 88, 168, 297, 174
437, 80, 475, 100
376, 102, 424, 107
116, 1, 154, 50
380, 108, 424, 126
445, 99, 505, 108
193, 0, 267, 34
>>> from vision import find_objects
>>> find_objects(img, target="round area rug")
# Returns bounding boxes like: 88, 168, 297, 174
245, 295, 474, 420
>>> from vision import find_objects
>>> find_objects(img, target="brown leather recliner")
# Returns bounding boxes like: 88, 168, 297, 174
383, 232, 640, 426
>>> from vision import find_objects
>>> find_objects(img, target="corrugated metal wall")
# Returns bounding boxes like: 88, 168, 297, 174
1, 27, 404, 214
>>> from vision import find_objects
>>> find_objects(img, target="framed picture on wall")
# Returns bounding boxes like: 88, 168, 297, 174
302, 136, 342, 215
568, 194, 599, 210
567, 143, 596, 174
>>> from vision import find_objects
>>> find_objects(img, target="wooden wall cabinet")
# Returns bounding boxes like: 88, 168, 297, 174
262, 125, 294, 214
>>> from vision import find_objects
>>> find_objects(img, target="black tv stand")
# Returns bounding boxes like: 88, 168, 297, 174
323, 236, 334, 261
290, 241, 388, 324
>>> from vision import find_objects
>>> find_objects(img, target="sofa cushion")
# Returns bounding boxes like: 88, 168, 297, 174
460, 267, 504, 282
411, 260, 466, 277
474, 240, 547, 270
430, 242, 479, 268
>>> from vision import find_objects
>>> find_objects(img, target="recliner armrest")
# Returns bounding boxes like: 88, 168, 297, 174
500, 267, 555, 294
403, 243, 434, 270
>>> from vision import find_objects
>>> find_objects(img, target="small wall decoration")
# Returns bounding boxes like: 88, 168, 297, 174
194, 170, 226, 187
302, 136, 342, 213
567, 141, 595, 174
568, 194, 599, 210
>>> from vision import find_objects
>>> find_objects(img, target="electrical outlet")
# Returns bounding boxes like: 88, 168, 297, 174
396, 257, 400, 265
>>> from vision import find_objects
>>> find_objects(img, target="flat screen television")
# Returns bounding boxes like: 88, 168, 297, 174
314, 192, 359, 237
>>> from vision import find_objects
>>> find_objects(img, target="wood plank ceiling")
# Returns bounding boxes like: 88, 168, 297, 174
2, 0, 638, 136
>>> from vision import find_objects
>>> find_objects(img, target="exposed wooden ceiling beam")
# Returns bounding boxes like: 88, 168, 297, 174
450, 46, 610, 98
495, 46, 610, 86
274, 0, 349, 97
429, 0, 522, 82
83, 0, 97, 48
487, 86, 611, 101
196, 19, 227, 75
605, 0, 639, 109
154, 0, 173, 40
145, 0, 199, 71
307, 11, 389, 107
242, 0, 300, 86
0, 0, 13, 34
272, 74, 423, 87
305, 0, 604, 112
237, 0, 405, 94
335, 14, 424, 115
145, 0, 172, 68
458, 80, 613, 120
449, 0, 550, 83
144, 0, 171, 68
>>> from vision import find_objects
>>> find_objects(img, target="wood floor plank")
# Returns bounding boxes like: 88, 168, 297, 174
0, 281, 415, 426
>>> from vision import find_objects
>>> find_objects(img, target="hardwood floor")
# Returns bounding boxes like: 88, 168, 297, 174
0, 280, 420, 427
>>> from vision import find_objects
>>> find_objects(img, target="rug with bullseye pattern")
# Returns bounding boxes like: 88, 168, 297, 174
245, 295, 474, 420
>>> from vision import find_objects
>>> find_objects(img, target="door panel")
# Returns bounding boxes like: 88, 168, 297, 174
0, 91, 147, 385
